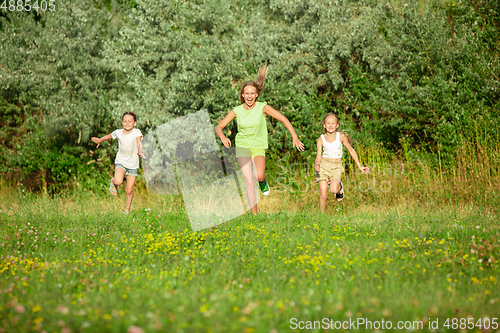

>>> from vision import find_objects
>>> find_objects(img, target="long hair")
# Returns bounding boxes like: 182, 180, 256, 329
239, 64, 268, 104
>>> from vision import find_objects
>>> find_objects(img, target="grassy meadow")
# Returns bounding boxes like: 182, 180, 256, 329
0, 187, 499, 332
1, 0, 499, 331
1, 134, 499, 332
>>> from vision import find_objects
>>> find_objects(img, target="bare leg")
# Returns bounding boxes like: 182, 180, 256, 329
112, 167, 126, 195
124, 175, 137, 213
237, 156, 257, 215
252, 156, 267, 214
329, 180, 341, 195
319, 180, 328, 213
252, 155, 266, 183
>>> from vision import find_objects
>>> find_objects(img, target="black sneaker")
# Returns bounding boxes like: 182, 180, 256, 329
336, 181, 344, 201
259, 179, 270, 196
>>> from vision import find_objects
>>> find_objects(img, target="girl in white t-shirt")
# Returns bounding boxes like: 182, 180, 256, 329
92, 112, 144, 213
314, 113, 369, 213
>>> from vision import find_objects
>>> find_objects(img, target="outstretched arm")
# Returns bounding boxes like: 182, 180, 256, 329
91, 134, 112, 148
340, 133, 369, 174
314, 137, 323, 172
263, 105, 305, 151
215, 110, 236, 148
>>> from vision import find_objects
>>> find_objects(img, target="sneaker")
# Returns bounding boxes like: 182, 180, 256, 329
259, 179, 270, 196
336, 181, 344, 201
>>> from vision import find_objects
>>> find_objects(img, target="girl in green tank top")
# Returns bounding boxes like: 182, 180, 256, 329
215, 64, 305, 215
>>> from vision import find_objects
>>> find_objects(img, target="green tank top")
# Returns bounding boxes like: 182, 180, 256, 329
234, 102, 268, 149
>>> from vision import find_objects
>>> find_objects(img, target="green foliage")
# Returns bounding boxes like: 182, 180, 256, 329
105, 0, 498, 158
0, 0, 498, 191
0, 1, 133, 188
366, 0, 499, 157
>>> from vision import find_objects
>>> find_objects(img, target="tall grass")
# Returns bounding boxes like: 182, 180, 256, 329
265, 130, 500, 215
2, 124, 498, 217
0, 131, 499, 332
3, 133, 498, 217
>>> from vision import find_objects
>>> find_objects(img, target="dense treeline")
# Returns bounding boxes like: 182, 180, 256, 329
0, 0, 498, 192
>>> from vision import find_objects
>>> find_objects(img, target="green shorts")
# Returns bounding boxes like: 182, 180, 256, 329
235, 147, 266, 158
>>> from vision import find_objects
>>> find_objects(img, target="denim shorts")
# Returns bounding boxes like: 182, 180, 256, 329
115, 163, 139, 177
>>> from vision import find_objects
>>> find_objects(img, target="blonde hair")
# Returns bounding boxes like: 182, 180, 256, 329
321, 112, 339, 134
321, 113, 353, 144
240, 64, 268, 104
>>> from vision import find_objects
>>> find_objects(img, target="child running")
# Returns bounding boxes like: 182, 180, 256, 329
215, 64, 305, 215
314, 113, 369, 213
91, 112, 145, 214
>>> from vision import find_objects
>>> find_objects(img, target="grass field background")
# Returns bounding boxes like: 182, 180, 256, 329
1, 0, 499, 330
0, 187, 499, 332
1, 134, 499, 332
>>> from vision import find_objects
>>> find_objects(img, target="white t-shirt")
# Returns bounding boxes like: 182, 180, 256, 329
111, 128, 143, 169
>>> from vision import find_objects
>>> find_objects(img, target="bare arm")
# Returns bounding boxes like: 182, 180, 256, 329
314, 137, 323, 172
215, 110, 236, 148
91, 134, 112, 149
263, 105, 305, 151
340, 133, 369, 174
136, 136, 145, 158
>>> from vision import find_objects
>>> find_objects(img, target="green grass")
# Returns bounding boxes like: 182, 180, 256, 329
2, 114, 499, 332
0, 195, 499, 332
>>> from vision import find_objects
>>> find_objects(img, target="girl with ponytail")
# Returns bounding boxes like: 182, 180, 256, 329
215, 64, 305, 215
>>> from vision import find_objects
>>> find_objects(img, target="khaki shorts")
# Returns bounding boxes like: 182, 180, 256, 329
315, 158, 344, 184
